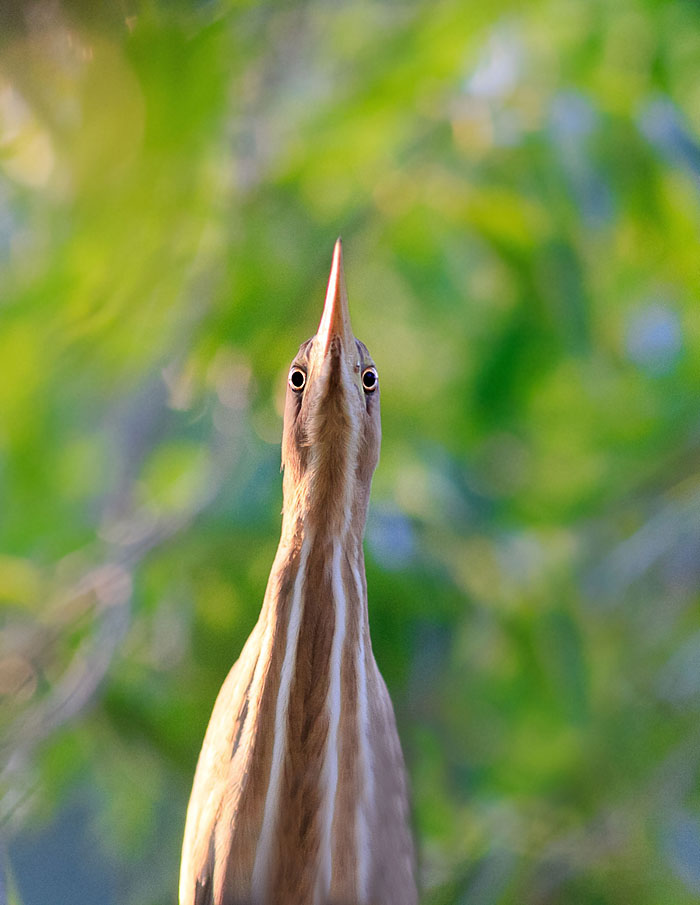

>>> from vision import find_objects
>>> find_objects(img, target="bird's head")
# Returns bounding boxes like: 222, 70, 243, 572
281, 239, 381, 534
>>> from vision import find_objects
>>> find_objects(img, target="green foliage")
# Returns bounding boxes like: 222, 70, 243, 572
2, 1, 700, 902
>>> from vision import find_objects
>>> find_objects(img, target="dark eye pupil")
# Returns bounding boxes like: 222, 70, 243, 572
290, 369, 305, 389
362, 370, 377, 390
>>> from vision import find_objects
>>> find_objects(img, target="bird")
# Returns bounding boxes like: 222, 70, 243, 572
179, 239, 417, 905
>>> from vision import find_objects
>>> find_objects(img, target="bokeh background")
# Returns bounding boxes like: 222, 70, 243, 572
1, 1, 700, 903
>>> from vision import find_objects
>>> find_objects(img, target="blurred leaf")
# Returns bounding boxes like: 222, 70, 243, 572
2, 1, 700, 904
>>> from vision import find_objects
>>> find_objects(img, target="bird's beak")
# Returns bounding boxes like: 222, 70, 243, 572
316, 238, 354, 359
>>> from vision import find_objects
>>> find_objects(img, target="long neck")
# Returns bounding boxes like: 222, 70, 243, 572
250, 480, 375, 902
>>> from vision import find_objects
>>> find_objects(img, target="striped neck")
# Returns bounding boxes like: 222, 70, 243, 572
251, 489, 374, 902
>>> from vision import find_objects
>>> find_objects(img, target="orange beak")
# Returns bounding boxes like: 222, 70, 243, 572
316, 238, 354, 359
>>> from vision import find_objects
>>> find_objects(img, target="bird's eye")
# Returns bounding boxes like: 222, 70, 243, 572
289, 367, 306, 392
361, 367, 378, 393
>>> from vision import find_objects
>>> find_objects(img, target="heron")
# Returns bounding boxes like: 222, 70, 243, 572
179, 240, 417, 905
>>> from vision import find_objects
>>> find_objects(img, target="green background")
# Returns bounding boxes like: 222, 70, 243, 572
2, 1, 700, 903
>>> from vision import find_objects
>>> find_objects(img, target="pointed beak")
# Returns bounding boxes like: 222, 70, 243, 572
316, 238, 354, 359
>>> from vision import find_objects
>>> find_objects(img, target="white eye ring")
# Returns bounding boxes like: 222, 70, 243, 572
288, 367, 306, 392
361, 367, 378, 393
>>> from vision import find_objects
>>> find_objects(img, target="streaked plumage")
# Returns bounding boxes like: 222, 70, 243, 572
179, 240, 417, 905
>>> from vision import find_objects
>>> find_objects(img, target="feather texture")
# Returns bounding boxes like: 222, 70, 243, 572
179, 242, 417, 905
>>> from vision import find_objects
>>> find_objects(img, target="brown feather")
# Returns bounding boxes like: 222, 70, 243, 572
179, 242, 417, 905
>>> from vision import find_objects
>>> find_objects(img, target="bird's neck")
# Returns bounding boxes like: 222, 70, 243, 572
246, 486, 377, 901
279, 456, 372, 566
255, 480, 374, 733
264, 485, 371, 629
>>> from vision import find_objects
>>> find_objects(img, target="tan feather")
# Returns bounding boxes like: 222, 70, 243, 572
179, 240, 417, 905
